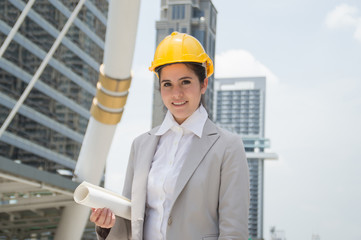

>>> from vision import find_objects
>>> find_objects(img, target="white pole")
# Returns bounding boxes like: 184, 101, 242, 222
0, 0, 86, 138
54, 0, 141, 239
0, 0, 35, 59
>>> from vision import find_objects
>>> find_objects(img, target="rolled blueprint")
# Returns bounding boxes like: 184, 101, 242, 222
73, 181, 131, 220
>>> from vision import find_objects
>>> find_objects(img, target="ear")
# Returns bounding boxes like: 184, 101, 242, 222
201, 78, 208, 94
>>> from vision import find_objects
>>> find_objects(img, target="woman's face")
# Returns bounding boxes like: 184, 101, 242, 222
159, 63, 208, 124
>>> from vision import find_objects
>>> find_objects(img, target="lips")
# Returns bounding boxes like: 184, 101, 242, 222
172, 101, 187, 106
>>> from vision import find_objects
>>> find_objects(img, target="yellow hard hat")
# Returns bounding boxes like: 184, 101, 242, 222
149, 32, 214, 78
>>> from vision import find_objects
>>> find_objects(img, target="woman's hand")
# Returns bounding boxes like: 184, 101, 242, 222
90, 208, 116, 229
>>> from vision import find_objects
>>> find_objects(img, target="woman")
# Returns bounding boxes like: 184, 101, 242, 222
91, 32, 250, 240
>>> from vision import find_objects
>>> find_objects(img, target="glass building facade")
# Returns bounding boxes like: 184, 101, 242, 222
215, 76, 271, 240
152, 0, 217, 127
0, 0, 108, 238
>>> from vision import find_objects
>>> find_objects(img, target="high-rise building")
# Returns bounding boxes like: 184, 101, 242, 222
214, 76, 277, 240
152, 0, 217, 127
0, 0, 108, 238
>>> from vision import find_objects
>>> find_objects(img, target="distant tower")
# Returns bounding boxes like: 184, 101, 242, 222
270, 226, 286, 240
312, 234, 321, 240
214, 76, 278, 240
152, 0, 217, 127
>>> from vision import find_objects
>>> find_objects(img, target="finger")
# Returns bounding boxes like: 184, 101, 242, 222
97, 208, 109, 227
109, 212, 116, 228
105, 209, 116, 228
103, 208, 113, 228
102, 208, 116, 228
89, 208, 101, 223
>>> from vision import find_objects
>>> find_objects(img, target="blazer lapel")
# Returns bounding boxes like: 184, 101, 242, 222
131, 128, 160, 222
170, 119, 219, 208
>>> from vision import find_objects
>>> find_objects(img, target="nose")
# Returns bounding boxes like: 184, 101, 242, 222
172, 85, 183, 99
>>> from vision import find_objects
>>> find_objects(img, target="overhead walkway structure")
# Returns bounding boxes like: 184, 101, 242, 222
0, 0, 141, 239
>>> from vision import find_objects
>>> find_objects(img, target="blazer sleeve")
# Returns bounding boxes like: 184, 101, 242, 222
96, 218, 130, 240
95, 141, 136, 240
218, 135, 250, 240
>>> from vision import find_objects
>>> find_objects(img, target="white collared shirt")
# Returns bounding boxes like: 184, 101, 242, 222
144, 105, 208, 240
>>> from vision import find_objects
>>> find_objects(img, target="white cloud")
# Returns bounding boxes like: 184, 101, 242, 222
325, 4, 359, 28
325, 4, 361, 43
214, 49, 279, 84
354, 21, 361, 41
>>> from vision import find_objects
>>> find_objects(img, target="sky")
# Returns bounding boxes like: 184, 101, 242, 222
105, 1, 361, 239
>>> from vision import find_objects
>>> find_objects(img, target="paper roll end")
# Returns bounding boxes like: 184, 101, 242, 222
73, 184, 89, 203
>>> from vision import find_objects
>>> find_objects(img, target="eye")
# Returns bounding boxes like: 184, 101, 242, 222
162, 82, 171, 87
182, 80, 191, 85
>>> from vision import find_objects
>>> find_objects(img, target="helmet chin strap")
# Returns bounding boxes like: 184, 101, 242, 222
201, 62, 208, 77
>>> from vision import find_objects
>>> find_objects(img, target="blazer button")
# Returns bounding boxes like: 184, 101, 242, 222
168, 216, 172, 225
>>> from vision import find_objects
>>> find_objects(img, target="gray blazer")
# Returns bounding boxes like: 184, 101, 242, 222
98, 119, 250, 240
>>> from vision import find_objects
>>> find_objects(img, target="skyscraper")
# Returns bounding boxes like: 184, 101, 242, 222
0, 0, 108, 238
152, 0, 217, 127
214, 76, 277, 240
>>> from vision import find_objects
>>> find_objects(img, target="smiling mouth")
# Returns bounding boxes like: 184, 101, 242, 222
172, 101, 187, 106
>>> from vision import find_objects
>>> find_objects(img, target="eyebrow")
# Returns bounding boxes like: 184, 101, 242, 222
179, 76, 192, 81
161, 76, 192, 83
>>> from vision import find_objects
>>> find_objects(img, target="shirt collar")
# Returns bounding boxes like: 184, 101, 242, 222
155, 105, 208, 138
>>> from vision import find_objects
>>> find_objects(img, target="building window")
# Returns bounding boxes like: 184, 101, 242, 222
181, 27, 187, 33
192, 7, 204, 18
192, 29, 205, 46
208, 34, 215, 60
168, 28, 174, 34
172, 4, 185, 20
210, 6, 217, 32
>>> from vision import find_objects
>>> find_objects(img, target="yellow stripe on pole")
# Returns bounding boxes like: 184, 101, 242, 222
90, 64, 131, 125
90, 99, 124, 125
95, 82, 128, 109
98, 64, 131, 92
